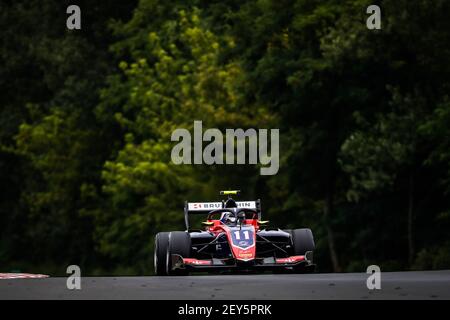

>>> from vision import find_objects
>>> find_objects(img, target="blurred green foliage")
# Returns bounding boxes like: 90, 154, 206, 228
1, 0, 450, 274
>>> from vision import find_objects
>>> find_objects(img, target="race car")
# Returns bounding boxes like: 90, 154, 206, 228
154, 190, 315, 275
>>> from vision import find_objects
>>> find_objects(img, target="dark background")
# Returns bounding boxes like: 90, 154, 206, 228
1, 0, 449, 275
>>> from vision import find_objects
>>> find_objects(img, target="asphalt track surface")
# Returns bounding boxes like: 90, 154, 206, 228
1, 270, 449, 300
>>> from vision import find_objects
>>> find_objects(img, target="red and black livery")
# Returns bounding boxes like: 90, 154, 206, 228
154, 191, 316, 275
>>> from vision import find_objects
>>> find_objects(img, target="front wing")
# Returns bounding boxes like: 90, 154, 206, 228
170, 251, 315, 273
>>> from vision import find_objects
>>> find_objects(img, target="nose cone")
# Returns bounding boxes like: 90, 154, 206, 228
233, 247, 256, 261
226, 226, 256, 261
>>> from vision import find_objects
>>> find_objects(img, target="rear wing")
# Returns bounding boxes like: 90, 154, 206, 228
184, 200, 261, 230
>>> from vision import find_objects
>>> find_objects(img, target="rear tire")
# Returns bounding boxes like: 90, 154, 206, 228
291, 228, 315, 255
154, 232, 170, 276
167, 231, 191, 276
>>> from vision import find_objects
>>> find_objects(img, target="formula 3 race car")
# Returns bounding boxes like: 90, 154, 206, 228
154, 190, 315, 275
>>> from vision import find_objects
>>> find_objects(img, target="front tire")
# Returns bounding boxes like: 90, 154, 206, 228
167, 231, 191, 276
154, 232, 170, 276
291, 228, 315, 255
291, 228, 315, 273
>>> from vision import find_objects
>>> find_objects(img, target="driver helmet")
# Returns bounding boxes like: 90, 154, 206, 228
220, 212, 236, 225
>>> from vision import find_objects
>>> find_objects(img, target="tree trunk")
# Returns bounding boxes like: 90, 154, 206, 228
408, 173, 414, 265
322, 107, 341, 272
324, 190, 341, 272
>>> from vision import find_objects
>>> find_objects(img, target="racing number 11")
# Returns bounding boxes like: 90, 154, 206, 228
234, 230, 250, 240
